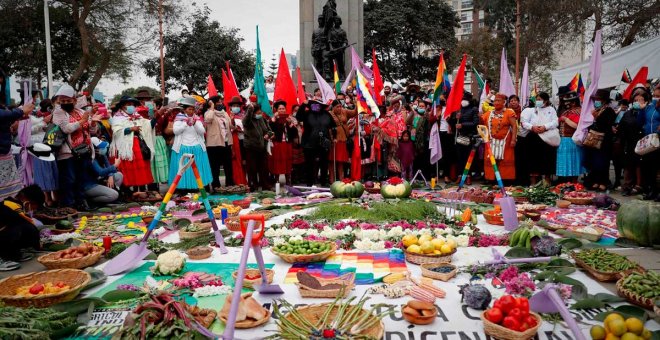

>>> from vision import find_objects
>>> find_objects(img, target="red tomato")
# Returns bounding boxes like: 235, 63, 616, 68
484, 308, 504, 324
507, 307, 523, 321
519, 322, 531, 332
516, 297, 530, 313
29, 283, 45, 295
524, 315, 538, 327
55, 281, 66, 288
498, 295, 516, 314
502, 316, 521, 331
493, 299, 503, 311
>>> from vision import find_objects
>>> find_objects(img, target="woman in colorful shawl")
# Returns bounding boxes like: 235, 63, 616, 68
0, 104, 32, 200
269, 100, 298, 185
481, 93, 517, 181
555, 90, 584, 182
168, 97, 212, 190
109, 96, 154, 192
328, 98, 357, 182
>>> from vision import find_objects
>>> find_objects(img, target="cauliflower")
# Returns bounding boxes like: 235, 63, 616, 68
151, 250, 186, 276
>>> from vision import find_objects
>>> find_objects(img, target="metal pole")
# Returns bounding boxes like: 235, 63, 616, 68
44, 0, 54, 98
514, 0, 520, 95
158, 0, 165, 101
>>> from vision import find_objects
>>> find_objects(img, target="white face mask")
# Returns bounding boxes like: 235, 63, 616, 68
461, 100, 469, 108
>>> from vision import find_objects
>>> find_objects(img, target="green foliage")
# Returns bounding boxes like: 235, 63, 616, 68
143, 6, 255, 94
364, 0, 460, 82
307, 200, 444, 222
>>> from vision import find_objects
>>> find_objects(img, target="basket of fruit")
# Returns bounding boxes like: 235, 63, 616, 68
589, 313, 651, 340
271, 240, 336, 263
481, 296, 541, 340
224, 216, 267, 232
483, 208, 524, 225
213, 203, 242, 217
563, 191, 595, 205
420, 263, 457, 282
178, 223, 211, 240
402, 234, 457, 265
616, 272, 659, 310
37, 244, 104, 270
232, 269, 274, 290
363, 181, 381, 194
0, 269, 91, 308
232, 199, 252, 209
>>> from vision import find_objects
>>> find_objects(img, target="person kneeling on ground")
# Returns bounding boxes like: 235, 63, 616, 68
82, 137, 122, 205
0, 185, 45, 271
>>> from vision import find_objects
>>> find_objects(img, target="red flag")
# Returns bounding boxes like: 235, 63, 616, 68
226, 61, 237, 89
351, 121, 362, 181
443, 54, 467, 118
371, 49, 384, 105
207, 74, 218, 97
273, 49, 298, 114
222, 69, 240, 110
623, 66, 649, 100
295, 67, 306, 105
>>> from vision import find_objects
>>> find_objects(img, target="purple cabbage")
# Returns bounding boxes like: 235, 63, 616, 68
530, 235, 562, 257
460, 284, 492, 310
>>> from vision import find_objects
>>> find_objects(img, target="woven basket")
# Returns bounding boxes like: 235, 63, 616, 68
571, 252, 645, 282
616, 278, 655, 310
38, 246, 104, 269
0, 269, 91, 308
483, 210, 504, 225
481, 311, 541, 340
297, 273, 355, 298
186, 246, 213, 260
561, 227, 604, 242
404, 248, 455, 265
178, 227, 211, 240
564, 196, 593, 205
232, 269, 274, 290
272, 242, 337, 264
218, 310, 271, 329
420, 263, 457, 282
224, 216, 266, 232
281, 303, 384, 339
365, 187, 381, 194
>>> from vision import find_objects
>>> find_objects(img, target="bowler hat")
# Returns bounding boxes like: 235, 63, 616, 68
228, 96, 243, 106
117, 96, 140, 108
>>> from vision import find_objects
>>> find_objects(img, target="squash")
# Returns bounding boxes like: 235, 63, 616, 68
380, 177, 412, 199
329, 179, 364, 199
616, 200, 660, 246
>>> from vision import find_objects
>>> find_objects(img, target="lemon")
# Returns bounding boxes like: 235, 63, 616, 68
624, 318, 644, 335
605, 334, 620, 340
420, 241, 435, 254
418, 234, 433, 245
431, 238, 445, 250
433, 250, 441, 255
590, 325, 606, 340
641, 329, 651, 340
607, 319, 628, 337
402, 235, 418, 248
446, 238, 458, 249
605, 313, 625, 325
440, 244, 453, 254
406, 244, 422, 254
100, 216, 107, 221
620, 333, 639, 340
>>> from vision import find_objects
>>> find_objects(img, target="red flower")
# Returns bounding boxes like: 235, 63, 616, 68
322, 329, 336, 338
388, 177, 403, 185
342, 178, 353, 184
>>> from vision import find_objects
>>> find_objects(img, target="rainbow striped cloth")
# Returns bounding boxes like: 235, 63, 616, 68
284, 250, 407, 285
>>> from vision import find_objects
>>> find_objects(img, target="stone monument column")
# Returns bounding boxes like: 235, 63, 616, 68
299, 0, 363, 90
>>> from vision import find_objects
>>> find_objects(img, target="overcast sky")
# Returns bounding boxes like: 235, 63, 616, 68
46, 0, 300, 101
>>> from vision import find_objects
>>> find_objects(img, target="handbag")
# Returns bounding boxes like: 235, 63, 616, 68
583, 129, 605, 149
67, 140, 91, 158
137, 133, 151, 160
539, 129, 561, 147
456, 135, 471, 146
318, 131, 331, 151
635, 133, 660, 155
43, 123, 66, 150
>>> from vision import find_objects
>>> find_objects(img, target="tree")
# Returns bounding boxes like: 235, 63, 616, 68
142, 6, 255, 95
110, 86, 161, 104
267, 53, 278, 78
364, 0, 460, 83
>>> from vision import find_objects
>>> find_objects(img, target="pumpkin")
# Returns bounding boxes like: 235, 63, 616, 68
330, 179, 364, 199
380, 177, 412, 199
616, 200, 660, 246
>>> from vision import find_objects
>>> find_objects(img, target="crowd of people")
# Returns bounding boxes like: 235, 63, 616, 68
0, 80, 659, 209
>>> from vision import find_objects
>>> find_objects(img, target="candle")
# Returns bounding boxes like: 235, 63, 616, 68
275, 182, 280, 196
431, 178, 436, 190
103, 236, 112, 253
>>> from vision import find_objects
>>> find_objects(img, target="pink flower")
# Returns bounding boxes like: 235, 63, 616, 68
384, 241, 394, 249
498, 266, 519, 282
503, 272, 536, 296
559, 284, 572, 301
259, 238, 269, 247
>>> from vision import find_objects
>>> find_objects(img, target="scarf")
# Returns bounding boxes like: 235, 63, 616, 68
68, 109, 91, 148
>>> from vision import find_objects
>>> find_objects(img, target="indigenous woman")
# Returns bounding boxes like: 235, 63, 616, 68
269, 100, 298, 185
556, 90, 583, 182
149, 105, 169, 187
448, 92, 479, 185
482, 93, 517, 182
168, 97, 212, 190
328, 98, 357, 182
583, 89, 617, 191
0, 104, 31, 200
204, 96, 234, 191
243, 104, 273, 191
109, 96, 154, 191
29, 100, 58, 206
521, 92, 558, 185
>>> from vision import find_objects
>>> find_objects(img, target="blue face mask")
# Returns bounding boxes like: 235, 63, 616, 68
231, 106, 241, 114
417, 108, 426, 114
632, 102, 642, 110
593, 101, 603, 109
126, 106, 136, 114
535, 101, 544, 108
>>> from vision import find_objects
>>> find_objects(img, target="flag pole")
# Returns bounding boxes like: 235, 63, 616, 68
44, 0, 53, 97
514, 0, 521, 95
158, 0, 165, 101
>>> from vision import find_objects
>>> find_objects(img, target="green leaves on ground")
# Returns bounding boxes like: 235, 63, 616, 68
504, 247, 533, 258
570, 293, 625, 310
558, 238, 583, 250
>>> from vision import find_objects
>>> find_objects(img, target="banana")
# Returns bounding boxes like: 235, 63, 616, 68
525, 235, 532, 249
509, 229, 521, 246
517, 229, 530, 247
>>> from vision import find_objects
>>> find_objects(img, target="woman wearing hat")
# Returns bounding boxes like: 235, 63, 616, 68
268, 100, 298, 185
168, 97, 212, 190
204, 96, 234, 191
109, 96, 154, 193
555, 90, 584, 182
481, 93, 518, 182
583, 89, 617, 191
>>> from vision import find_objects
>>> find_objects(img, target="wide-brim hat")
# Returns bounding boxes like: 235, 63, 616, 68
273, 99, 287, 109
177, 96, 198, 108
228, 96, 243, 106
28, 142, 55, 161
556, 86, 572, 96
590, 89, 611, 101
406, 83, 421, 92
135, 90, 153, 100
118, 96, 140, 108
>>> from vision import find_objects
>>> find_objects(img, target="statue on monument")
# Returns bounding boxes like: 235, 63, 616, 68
328, 16, 348, 79
312, 15, 327, 75
312, 0, 350, 80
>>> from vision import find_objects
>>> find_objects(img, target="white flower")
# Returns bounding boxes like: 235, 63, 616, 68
193, 285, 233, 297
456, 235, 470, 247
370, 241, 386, 251
289, 235, 303, 242
419, 228, 432, 236
378, 229, 387, 240
265, 228, 277, 237
272, 237, 286, 246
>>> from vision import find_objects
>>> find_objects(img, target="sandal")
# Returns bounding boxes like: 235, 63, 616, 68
598, 185, 607, 192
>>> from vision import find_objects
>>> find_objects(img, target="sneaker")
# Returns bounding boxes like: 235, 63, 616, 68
17, 253, 33, 262
0, 259, 20, 271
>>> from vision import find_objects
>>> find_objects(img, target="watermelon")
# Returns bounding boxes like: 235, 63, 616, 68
381, 177, 412, 199
329, 179, 364, 199
616, 200, 660, 246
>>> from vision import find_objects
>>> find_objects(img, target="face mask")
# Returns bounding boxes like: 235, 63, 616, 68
535, 101, 544, 108
61, 103, 75, 112
311, 104, 321, 112
417, 108, 426, 114
54, 104, 61, 110
593, 101, 603, 109
126, 106, 136, 114
255, 114, 262, 120
632, 102, 642, 110
461, 100, 469, 108
231, 107, 241, 114
439, 100, 446, 106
